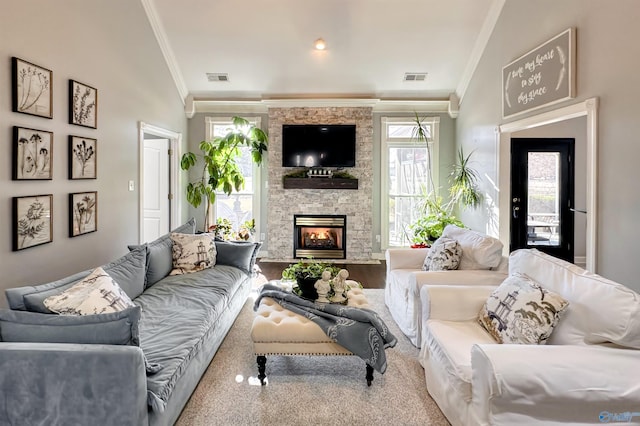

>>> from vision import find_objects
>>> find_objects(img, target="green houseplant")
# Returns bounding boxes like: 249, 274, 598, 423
282, 259, 340, 299
406, 115, 481, 246
180, 116, 268, 230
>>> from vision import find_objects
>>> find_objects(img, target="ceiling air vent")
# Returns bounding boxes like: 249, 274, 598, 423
206, 73, 230, 82
403, 72, 427, 82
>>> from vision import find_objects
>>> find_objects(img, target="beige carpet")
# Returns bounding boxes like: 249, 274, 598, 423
176, 289, 450, 426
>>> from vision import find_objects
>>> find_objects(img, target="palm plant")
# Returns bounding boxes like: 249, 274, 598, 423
449, 148, 483, 209
406, 116, 482, 245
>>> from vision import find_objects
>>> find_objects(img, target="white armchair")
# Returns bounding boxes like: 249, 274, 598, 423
384, 225, 508, 347
419, 249, 640, 426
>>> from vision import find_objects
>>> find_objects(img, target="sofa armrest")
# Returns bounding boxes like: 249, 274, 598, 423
0, 342, 148, 426
420, 285, 496, 321
471, 344, 640, 425
385, 248, 428, 271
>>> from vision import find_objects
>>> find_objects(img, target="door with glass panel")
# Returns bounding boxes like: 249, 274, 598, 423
510, 138, 574, 262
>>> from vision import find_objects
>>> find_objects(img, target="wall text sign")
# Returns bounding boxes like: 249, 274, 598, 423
502, 28, 575, 119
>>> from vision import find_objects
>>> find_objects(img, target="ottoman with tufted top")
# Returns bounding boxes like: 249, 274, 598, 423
251, 284, 375, 385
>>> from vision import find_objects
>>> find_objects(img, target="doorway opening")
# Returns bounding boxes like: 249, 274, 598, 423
498, 97, 598, 272
138, 122, 182, 243
510, 138, 575, 262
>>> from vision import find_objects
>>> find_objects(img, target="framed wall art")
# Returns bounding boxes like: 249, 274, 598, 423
69, 79, 97, 128
13, 194, 53, 251
13, 126, 53, 180
12, 57, 53, 119
69, 136, 97, 179
69, 191, 98, 237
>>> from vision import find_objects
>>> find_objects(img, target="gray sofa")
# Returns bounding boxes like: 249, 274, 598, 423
0, 219, 261, 426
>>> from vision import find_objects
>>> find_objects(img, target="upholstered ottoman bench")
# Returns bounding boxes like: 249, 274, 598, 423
251, 285, 375, 385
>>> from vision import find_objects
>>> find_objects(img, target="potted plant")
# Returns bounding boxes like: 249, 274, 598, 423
408, 210, 465, 246
449, 147, 483, 209
281, 259, 340, 299
406, 115, 481, 246
237, 219, 256, 241
180, 116, 268, 230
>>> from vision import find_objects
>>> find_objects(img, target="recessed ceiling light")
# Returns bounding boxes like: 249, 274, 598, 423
314, 38, 326, 50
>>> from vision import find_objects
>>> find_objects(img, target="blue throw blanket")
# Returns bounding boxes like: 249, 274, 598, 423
254, 284, 397, 373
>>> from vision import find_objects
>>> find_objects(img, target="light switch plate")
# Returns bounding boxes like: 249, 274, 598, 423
128, 180, 135, 191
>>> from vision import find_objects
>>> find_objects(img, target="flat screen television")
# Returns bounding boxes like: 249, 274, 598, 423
282, 124, 356, 167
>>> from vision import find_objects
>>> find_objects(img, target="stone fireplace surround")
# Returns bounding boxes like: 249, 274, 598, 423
266, 107, 374, 261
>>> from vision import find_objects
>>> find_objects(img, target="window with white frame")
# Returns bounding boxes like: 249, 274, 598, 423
205, 117, 262, 237
381, 116, 440, 247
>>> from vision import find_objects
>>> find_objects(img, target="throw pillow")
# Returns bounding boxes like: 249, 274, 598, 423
169, 233, 217, 275
478, 273, 569, 344
128, 217, 197, 288
422, 237, 462, 271
215, 241, 262, 275
43, 267, 136, 315
0, 306, 161, 374
441, 224, 503, 270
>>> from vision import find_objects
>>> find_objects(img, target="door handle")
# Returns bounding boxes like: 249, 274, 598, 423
512, 206, 520, 219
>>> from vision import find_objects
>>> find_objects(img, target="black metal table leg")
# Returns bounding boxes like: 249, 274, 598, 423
365, 364, 374, 386
257, 355, 267, 385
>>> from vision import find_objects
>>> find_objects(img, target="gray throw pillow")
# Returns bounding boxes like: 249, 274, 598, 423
0, 306, 141, 345
0, 306, 161, 374
129, 217, 197, 287
215, 241, 262, 275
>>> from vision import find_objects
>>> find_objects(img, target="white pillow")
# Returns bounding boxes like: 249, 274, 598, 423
422, 237, 462, 271
441, 224, 503, 270
44, 267, 135, 315
169, 233, 216, 275
478, 273, 569, 344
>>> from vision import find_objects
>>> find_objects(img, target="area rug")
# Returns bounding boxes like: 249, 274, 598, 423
175, 289, 450, 426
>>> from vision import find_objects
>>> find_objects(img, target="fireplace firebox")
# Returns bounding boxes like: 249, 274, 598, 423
293, 214, 346, 259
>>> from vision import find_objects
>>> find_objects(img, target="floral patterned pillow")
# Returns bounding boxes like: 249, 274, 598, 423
478, 273, 569, 344
43, 267, 135, 315
169, 233, 216, 275
422, 237, 462, 271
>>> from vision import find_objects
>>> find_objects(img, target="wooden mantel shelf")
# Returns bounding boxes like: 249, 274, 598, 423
283, 177, 359, 190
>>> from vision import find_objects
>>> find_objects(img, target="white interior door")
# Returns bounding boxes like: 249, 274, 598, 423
143, 138, 170, 242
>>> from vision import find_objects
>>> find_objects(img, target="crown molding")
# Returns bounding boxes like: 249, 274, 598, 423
456, 0, 505, 104
141, 0, 189, 103
188, 98, 451, 116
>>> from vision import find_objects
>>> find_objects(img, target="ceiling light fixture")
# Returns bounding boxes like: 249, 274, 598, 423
314, 38, 326, 50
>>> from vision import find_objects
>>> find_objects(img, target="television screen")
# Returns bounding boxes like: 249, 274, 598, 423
282, 124, 356, 167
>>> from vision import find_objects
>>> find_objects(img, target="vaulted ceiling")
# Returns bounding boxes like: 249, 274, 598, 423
144, 0, 503, 106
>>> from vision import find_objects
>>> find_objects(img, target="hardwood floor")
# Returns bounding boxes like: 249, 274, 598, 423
256, 260, 387, 289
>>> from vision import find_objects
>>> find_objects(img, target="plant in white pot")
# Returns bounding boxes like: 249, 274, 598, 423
180, 117, 268, 231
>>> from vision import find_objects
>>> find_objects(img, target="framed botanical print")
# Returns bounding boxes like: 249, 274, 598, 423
69, 191, 98, 237
13, 126, 53, 180
69, 79, 97, 128
13, 195, 53, 251
69, 136, 97, 179
12, 57, 53, 119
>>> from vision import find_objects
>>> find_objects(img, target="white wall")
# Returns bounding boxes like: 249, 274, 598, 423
457, 0, 640, 290
0, 0, 187, 306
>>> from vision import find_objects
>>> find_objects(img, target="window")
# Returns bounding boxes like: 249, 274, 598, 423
381, 116, 440, 247
205, 117, 262, 237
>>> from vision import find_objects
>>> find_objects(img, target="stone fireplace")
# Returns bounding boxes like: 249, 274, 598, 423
267, 107, 374, 261
293, 214, 346, 259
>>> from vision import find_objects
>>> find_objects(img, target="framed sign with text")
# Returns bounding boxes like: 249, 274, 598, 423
502, 28, 575, 119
